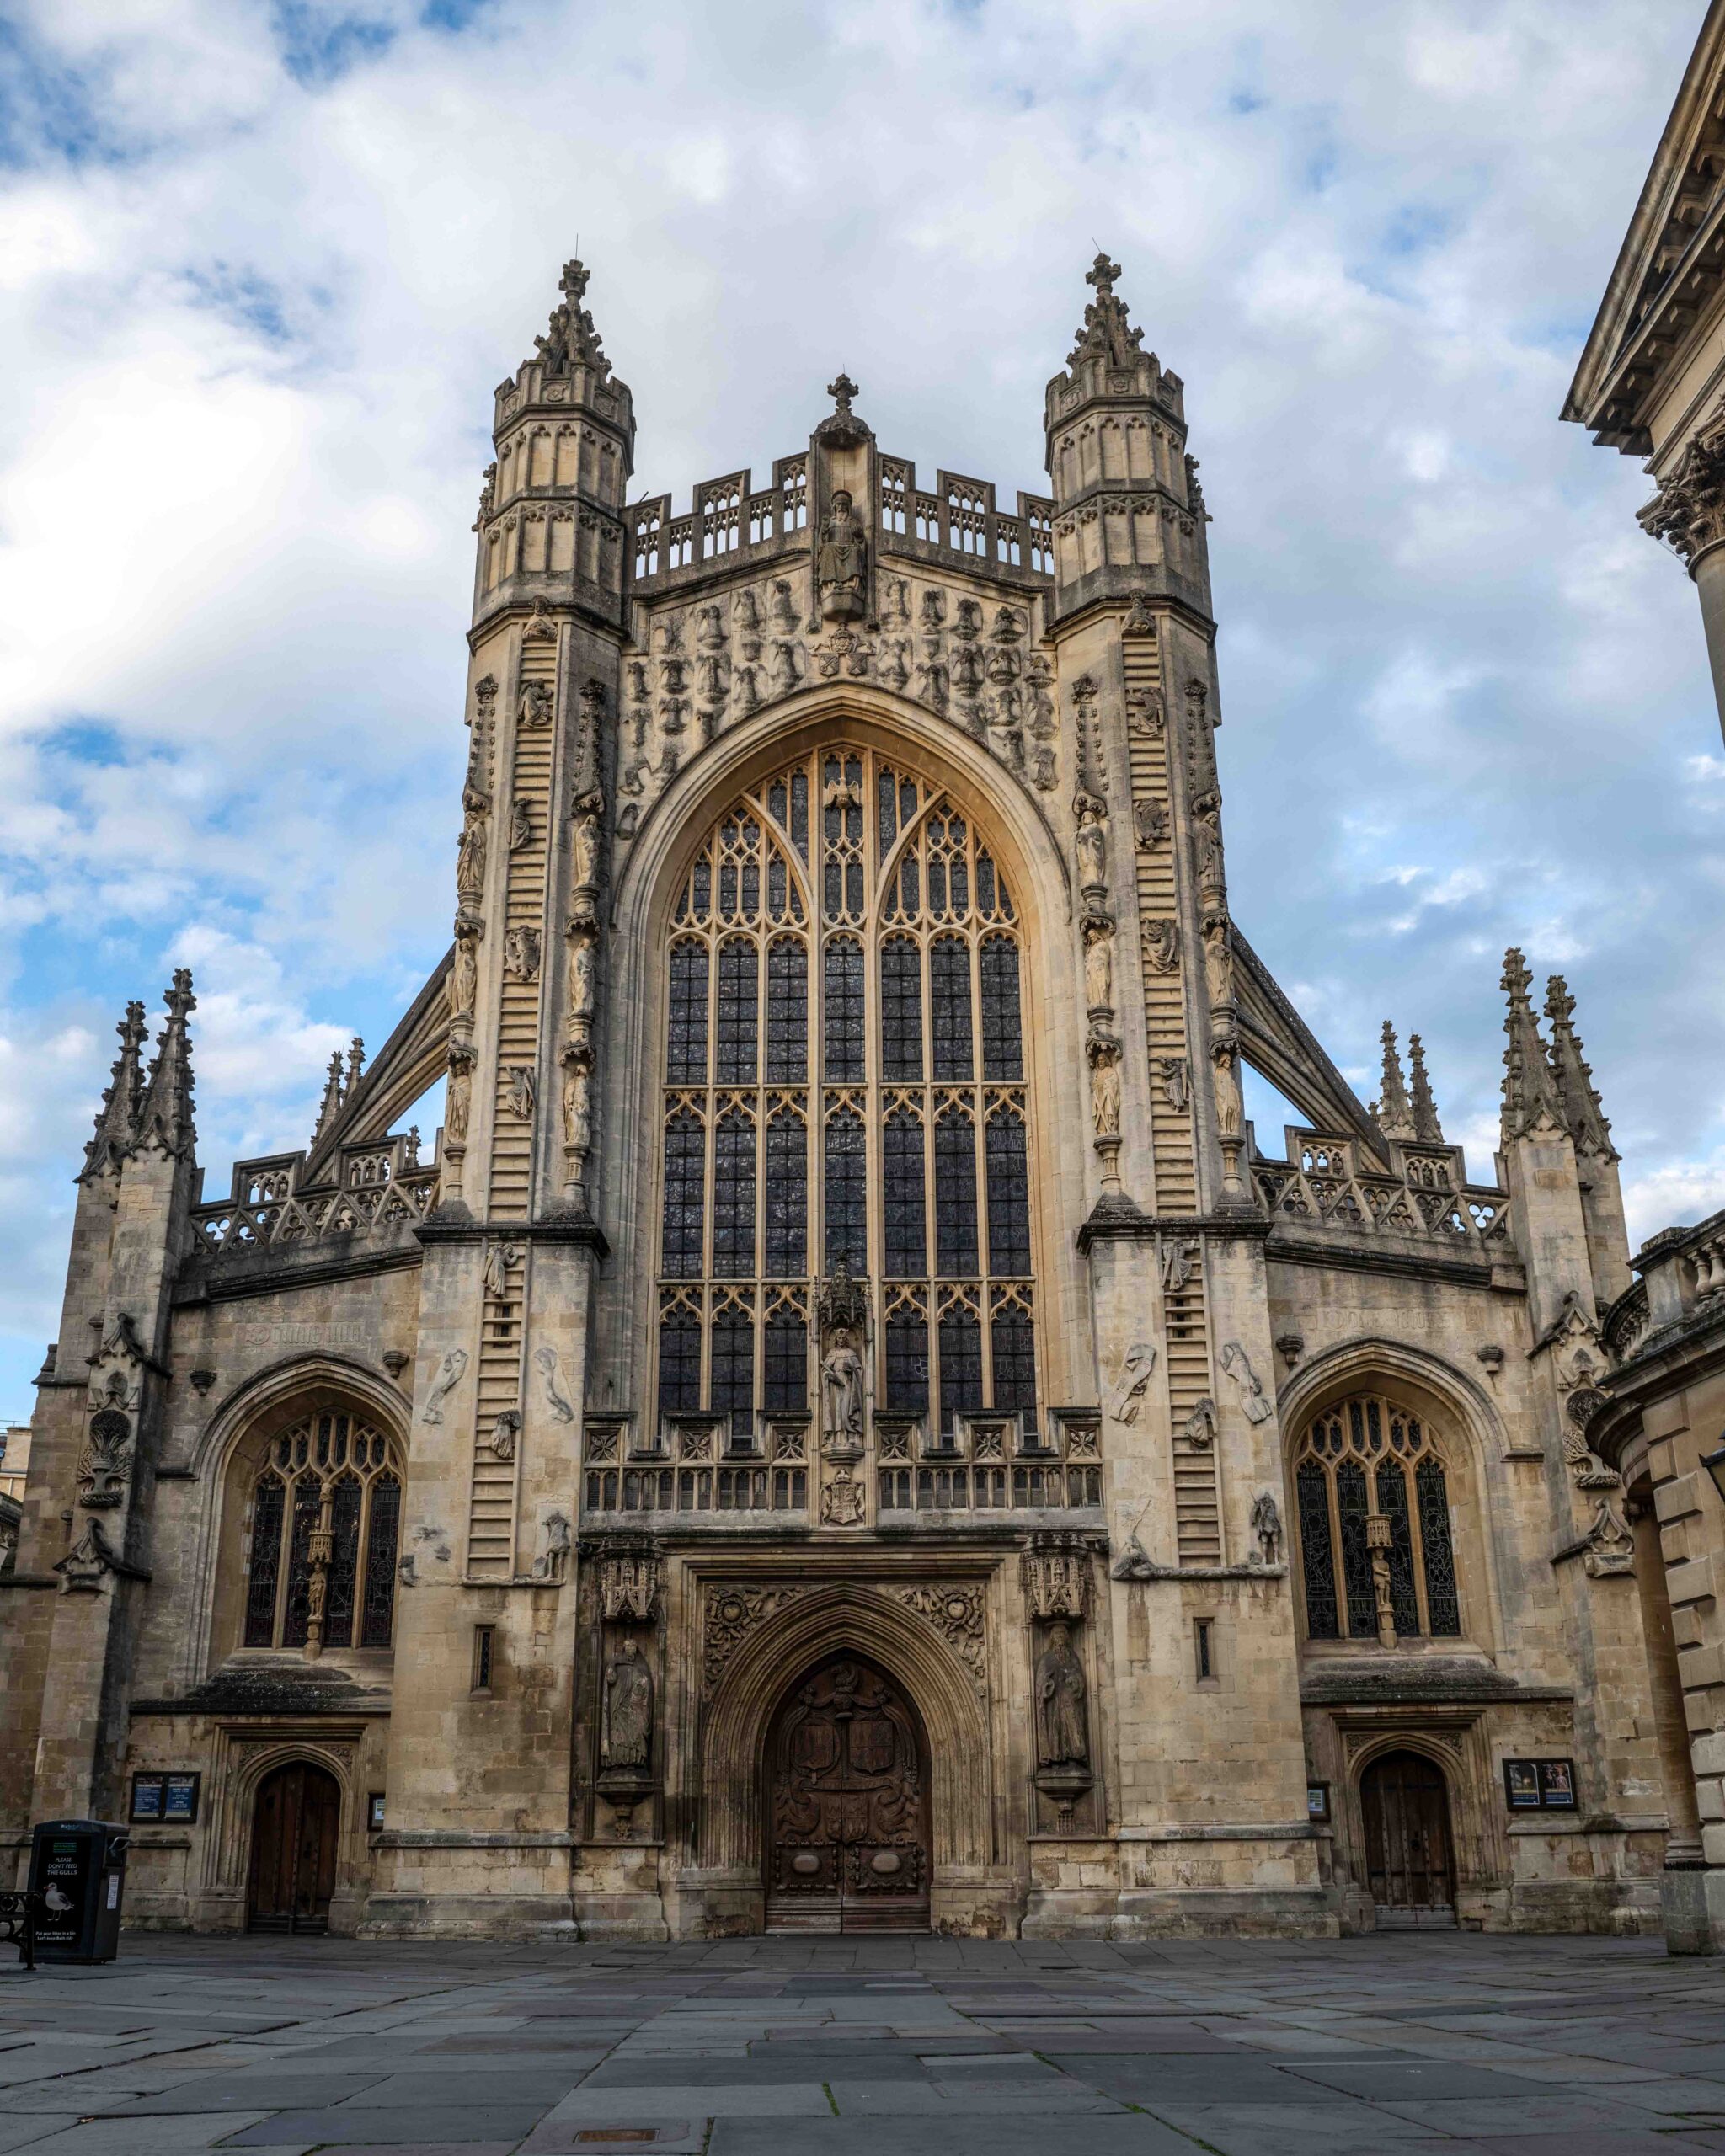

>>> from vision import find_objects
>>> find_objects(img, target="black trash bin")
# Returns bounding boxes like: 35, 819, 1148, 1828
27, 1822, 129, 1964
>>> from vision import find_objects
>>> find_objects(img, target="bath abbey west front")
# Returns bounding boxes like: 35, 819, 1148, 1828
0, 257, 1690, 1943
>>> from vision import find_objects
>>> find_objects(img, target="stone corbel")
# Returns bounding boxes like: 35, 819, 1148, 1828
52, 1518, 151, 1596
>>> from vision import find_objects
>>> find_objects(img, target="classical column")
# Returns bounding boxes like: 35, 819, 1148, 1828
1640, 419, 1725, 746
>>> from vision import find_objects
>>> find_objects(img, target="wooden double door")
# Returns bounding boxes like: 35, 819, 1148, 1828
764, 1656, 931, 1933
1361, 1750, 1456, 1927
248, 1762, 341, 1933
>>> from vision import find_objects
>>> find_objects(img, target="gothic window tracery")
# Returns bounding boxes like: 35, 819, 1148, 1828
1293, 1394, 1461, 1643
243, 1413, 402, 1651
656, 745, 1038, 1437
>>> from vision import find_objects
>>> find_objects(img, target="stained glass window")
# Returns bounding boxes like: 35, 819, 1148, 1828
1296, 1396, 1465, 1643
243, 1416, 402, 1652
654, 745, 1035, 1453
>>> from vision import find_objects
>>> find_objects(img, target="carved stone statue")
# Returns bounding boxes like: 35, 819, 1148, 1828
445, 1054, 472, 1144
1251, 1490, 1284, 1567
519, 680, 554, 729
569, 931, 597, 1019
449, 923, 480, 1024
571, 787, 604, 891
1087, 1033, 1122, 1138
509, 798, 532, 852
561, 1054, 592, 1155
815, 489, 868, 622
1034, 1622, 1089, 1769
1202, 911, 1234, 1010
1220, 1340, 1274, 1425
820, 1329, 865, 1444
503, 926, 540, 982
1074, 791, 1108, 895
1082, 916, 1114, 1013
531, 1509, 571, 1584
456, 792, 488, 895
1212, 1038, 1244, 1142
601, 1638, 654, 1770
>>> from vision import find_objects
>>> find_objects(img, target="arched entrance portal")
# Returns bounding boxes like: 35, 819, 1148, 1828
763, 1654, 931, 1934
1360, 1750, 1456, 1929
248, 1761, 341, 1933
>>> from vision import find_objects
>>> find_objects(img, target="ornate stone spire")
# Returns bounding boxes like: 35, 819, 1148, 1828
1407, 1033, 1444, 1143
134, 969, 197, 1161
1069, 250, 1146, 371
534, 257, 611, 381
1500, 949, 1566, 1141
1544, 976, 1617, 1161
1372, 1022, 1416, 1141
313, 1051, 344, 1144
78, 1000, 147, 1184
814, 370, 872, 449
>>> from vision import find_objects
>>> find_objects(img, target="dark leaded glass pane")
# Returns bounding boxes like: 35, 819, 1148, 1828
1296, 1460, 1338, 1638
1416, 1456, 1461, 1635
824, 938, 864, 1081
667, 939, 708, 1083
824, 1108, 867, 1274
766, 937, 808, 1082
323, 1473, 362, 1649
711, 1116, 756, 1278
886, 1311, 929, 1413
714, 938, 758, 1086
929, 936, 974, 1081
934, 1113, 979, 1276
244, 1475, 284, 1646
1375, 1458, 1419, 1636
938, 1307, 983, 1433
710, 1309, 754, 1421
659, 1309, 702, 1414
883, 1112, 927, 1277
790, 768, 809, 858
282, 1479, 321, 1648
878, 769, 898, 856
360, 1472, 400, 1648
767, 852, 787, 920
880, 935, 923, 1081
980, 935, 1023, 1080
976, 851, 997, 913
1336, 1460, 1375, 1640
763, 1115, 807, 1278
991, 1308, 1035, 1414
985, 1111, 1031, 1276
660, 1110, 705, 1278
763, 1314, 808, 1412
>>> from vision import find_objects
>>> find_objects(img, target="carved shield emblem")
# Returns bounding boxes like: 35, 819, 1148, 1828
791, 1719, 840, 1777
831, 1792, 872, 1844
847, 1713, 895, 1778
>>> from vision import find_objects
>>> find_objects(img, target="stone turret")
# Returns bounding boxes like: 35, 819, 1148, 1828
1545, 974, 1631, 1308
1407, 1033, 1443, 1143
78, 1000, 147, 1185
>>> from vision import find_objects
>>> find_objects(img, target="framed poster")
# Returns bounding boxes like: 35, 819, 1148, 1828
1306, 1783, 1330, 1822
163, 1774, 200, 1823
1503, 1758, 1542, 1809
367, 1793, 386, 1832
129, 1774, 165, 1822
1538, 1759, 1576, 1809
131, 1770, 200, 1824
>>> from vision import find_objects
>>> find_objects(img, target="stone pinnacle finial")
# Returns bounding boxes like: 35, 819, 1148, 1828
827, 372, 859, 414
1500, 948, 1565, 1142
1407, 1033, 1444, 1143
533, 255, 610, 382
1069, 248, 1145, 371
1544, 975, 1616, 1161
1374, 1022, 1417, 1142
78, 998, 149, 1184
135, 969, 197, 1162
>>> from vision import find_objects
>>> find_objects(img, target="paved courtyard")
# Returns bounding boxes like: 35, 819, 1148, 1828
3, 1933, 1725, 2154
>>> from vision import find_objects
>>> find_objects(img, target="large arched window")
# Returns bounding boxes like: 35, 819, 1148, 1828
1294, 1393, 1461, 1644
243, 1412, 402, 1651
656, 746, 1037, 1438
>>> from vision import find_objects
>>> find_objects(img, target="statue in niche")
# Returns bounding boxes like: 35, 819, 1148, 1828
448, 922, 480, 1024
503, 926, 540, 982
1135, 800, 1167, 851
1074, 792, 1108, 895
568, 931, 597, 1020
519, 680, 554, 729
456, 792, 488, 895
1156, 1057, 1189, 1112
1082, 916, 1114, 1013
1251, 1490, 1284, 1567
601, 1637, 654, 1770
561, 1053, 591, 1154
1034, 1622, 1089, 1770
1087, 1033, 1122, 1138
815, 489, 868, 622
445, 1055, 472, 1144
1202, 911, 1234, 1009
509, 798, 532, 852
508, 1065, 537, 1121
570, 787, 604, 893
820, 1328, 865, 1446
1212, 1037, 1244, 1143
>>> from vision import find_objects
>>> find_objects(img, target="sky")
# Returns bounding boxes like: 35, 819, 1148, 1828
1, 0, 1721, 1417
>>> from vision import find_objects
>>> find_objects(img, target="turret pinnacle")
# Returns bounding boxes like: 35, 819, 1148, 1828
1500, 949, 1566, 1141
134, 969, 197, 1161
1407, 1033, 1444, 1143
1373, 1022, 1417, 1141
533, 257, 611, 381
1545, 976, 1617, 1161
77, 1000, 147, 1184
1069, 251, 1146, 370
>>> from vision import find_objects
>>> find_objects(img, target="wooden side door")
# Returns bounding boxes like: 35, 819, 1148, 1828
1361, 1750, 1455, 1920
765, 1657, 930, 1935
248, 1763, 341, 1934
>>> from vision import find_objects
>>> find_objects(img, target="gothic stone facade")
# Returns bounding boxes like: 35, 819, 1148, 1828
0, 258, 1686, 1942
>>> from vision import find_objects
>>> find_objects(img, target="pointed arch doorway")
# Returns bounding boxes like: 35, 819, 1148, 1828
248, 1761, 341, 1933
763, 1654, 931, 1933
1360, 1750, 1456, 1929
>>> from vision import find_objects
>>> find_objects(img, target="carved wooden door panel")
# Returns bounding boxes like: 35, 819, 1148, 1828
1361, 1751, 1455, 1924
248, 1762, 341, 1934
765, 1657, 930, 1933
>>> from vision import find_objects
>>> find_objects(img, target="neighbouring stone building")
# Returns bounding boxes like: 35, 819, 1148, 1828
1567, 0, 1725, 1955
0, 254, 1687, 1942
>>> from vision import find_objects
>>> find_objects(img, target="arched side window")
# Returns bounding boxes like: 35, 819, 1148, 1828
243, 1412, 403, 1652
1294, 1394, 1461, 1644
655, 746, 1037, 1439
